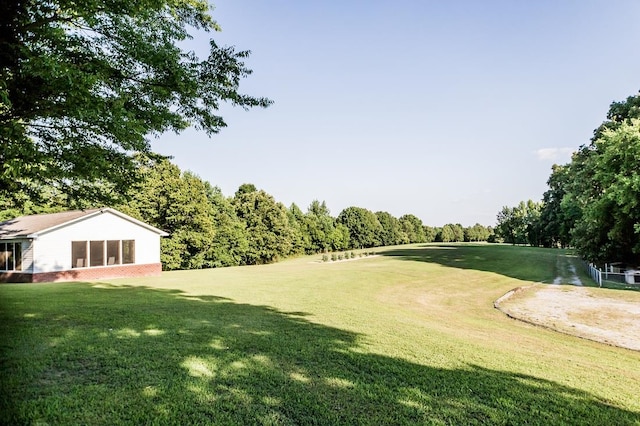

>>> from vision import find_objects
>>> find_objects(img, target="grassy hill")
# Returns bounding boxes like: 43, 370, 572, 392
1, 244, 639, 424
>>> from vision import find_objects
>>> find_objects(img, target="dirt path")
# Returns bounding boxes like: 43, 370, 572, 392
496, 257, 640, 351
552, 255, 583, 285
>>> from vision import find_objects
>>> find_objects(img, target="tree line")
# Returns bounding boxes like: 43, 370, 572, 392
0, 158, 494, 270
117, 159, 495, 269
495, 92, 640, 266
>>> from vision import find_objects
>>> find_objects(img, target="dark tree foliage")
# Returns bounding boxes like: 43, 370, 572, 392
501, 92, 640, 265
204, 183, 249, 268
464, 224, 492, 242
569, 119, 640, 264
0, 0, 271, 206
423, 225, 438, 243
117, 160, 216, 270
301, 200, 342, 254
538, 165, 572, 248
375, 211, 407, 246
233, 185, 295, 265
399, 214, 426, 243
495, 201, 542, 245
337, 207, 382, 249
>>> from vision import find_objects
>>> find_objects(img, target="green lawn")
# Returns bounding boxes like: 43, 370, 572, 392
1, 244, 639, 425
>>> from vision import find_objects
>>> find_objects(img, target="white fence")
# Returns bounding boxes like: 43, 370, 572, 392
585, 262, 640, 289
586, 263, 602, 287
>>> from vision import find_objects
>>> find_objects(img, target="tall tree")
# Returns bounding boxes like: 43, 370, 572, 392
495, 201, 542, 245
233, 185, 295, 265
375, 211, 406, 246
423, 225, 437, 243
1, 0, 271, 206
204, 183, 248, 267
464, 224, 491, 242
438, 225, 456, 243
532, 92, 640, 264
451, 223, 465, 242
337, 207, 382, 249
570, 119, 640, 264
119, 160, 215, 270
399, 214, 426, 243
305, 200, 337, 253
287, 203, 310, 256
538, 164, 573, 247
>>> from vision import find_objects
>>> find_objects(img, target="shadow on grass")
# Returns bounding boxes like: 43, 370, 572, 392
380, 244, 581, 284
1, 282, 636, 425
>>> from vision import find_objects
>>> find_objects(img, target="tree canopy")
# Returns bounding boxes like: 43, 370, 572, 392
497, 91, 640, 265
337, 207, 382, 249
0, 0, 271, 205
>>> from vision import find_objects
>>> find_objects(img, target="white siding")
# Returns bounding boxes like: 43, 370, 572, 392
21, 240, 34, 273
33, 211, 162, 273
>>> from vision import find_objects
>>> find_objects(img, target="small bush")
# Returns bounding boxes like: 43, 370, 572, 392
338, 254, 344, 260
322, 254, 329, 262
350, 251, 356, 259
331, 253, 337, 261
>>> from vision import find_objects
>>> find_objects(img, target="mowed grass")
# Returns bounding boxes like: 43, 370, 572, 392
1, 244, 639, 425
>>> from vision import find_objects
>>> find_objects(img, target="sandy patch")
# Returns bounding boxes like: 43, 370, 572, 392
496, 285, 640, 351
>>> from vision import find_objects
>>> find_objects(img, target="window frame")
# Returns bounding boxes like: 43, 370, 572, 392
71, 241, 88, 269
122, 240, 135, 264
0, 242, 23, 272
89, 240, 105, 267
71, 240, 135, 268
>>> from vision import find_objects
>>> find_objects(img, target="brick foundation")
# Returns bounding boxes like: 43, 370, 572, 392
0, 272, 32, 283
0, 263, 162, 283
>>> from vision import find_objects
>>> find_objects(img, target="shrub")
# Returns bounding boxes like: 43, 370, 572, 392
350, 251, 356, 259
331, 253, 337, 261
338, 254, 344, 260
322, 254, 329, 262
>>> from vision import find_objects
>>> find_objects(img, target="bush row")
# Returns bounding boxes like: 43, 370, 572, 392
321, 251, 376, 262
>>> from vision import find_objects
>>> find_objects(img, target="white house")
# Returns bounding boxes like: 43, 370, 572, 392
0, 208, 168, 283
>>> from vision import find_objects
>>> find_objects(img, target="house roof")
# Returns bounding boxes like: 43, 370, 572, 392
0, 208, 169, 239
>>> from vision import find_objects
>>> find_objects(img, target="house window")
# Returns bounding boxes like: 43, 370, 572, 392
0, 243, 8, 270
72, 241, 87, 268
71, 240, 135, 268
15, 244, 22, 271
0, 242, 22, 271
122, 240, 135, 264
106, 240, 120, 265
90, 240, 105, 267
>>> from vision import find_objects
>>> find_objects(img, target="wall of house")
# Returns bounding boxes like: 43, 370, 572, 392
33, 211, 162, 273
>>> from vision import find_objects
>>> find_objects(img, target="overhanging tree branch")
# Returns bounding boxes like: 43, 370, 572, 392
1, 0, 272, 207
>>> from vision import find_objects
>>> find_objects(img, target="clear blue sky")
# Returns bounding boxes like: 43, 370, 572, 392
152, 0, 640, 227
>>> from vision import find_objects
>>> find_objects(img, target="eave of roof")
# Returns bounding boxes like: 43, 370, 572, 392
0, 208, 169, 239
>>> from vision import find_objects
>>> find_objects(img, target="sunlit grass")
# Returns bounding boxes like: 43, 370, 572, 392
1, 243, 639, 424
